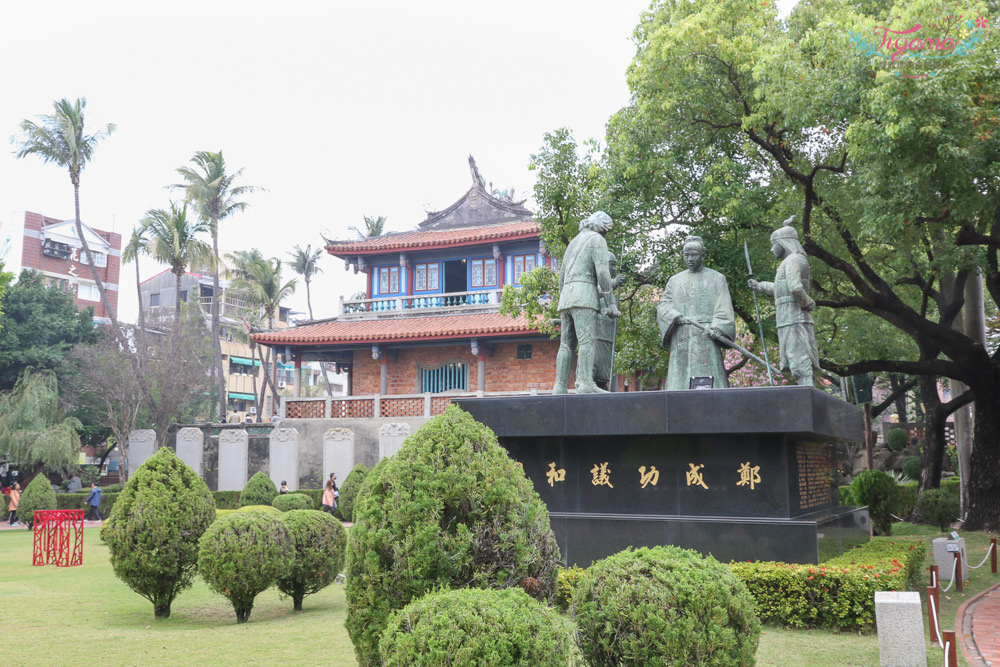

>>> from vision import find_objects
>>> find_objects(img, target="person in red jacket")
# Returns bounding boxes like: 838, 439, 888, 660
7, 482, 21, 526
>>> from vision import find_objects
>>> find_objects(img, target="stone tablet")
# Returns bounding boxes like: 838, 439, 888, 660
379, 423, 411, 460
218, 429, 249, 492
324, 428, 355, 489
269, 428, 299, 491
176, 427, 204, 476
127, 429, 157, 475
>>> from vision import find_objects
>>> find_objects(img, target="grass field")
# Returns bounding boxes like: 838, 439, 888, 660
1, 524, 994, 666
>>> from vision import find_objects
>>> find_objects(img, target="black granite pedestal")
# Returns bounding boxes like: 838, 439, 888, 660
456, 386, 869, 566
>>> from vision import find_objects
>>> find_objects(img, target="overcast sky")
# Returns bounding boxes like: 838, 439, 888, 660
0, 0, 795, 324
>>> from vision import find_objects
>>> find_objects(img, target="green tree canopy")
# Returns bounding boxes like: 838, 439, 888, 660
138, 202, 214, 322
0, 369, 82, 477
0, 270, 97, 390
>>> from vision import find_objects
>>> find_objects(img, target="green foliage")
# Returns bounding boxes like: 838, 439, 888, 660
573, 546, 760, 666
885, 429, 909, 452
895, 481, 918, 519
345, 406, 560, 665
57, 491, 119, 517
212, 490, 242, 509
731, 538, 926, 632
0, 369, 83, 477
16, 474, 56, 527
555, 565, 587, 611
335, 463, 368, 522
233, 504, 281, 515
838, 486, 853, 506
239, 471, 278, 507
915, 489, 961, 532
275, 510, 346, 611
379, 588, 578, 667
901, 456, 922, 480
198, 511, 293, 623
271, 493, 314, 512
0, 269, 98, 391
850, 470, 899, 535
101, 448, 216, 618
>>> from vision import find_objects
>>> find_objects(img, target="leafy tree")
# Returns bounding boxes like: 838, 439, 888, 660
137, 202, 214, 323
591, 0, 1000, 529
349, 214, 386, 239
0, 270, 98, 390
288, 243, 323, 320
16, 472, 57, 528
101, 448, 216, 618
173, 151, 259, 420
14, 98, 117, 325
0, 370, 82, 478
198, 511, 293, 623
275, 509, 346, 610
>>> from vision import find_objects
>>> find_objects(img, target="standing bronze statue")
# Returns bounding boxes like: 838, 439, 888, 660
553, 212, 620, 394
748, 216, 819, 386
657, 236, 736, 390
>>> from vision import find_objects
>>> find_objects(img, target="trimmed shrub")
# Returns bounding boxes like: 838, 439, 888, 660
57, 491, 119, 516
101, 448, 216, 618
895, 481, 919, 518
901, 456, 922, 481
345, 406, 560, 665
239, 471, 278, 507
555, 566, 587, 611
838, 485, 853, 506
850, 470, 898, 535
17, 474, 57, 528
271, 493, 314, 512
336, 463, 369, 522
198, 511, 292, 623
380, 588, 578, 666
275, 510, 347, 610
915, 489, 961, 531
212, 490, 242, 509
573, 546, 760, 666
885, 428, 909, 452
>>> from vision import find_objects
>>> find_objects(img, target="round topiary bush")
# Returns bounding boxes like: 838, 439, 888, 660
901, 456, 922, 481
335, 463, 369, 522
275, 509, 346, 610
572, 546, 760, 666
916, 488, 961, 532
345, 406, 561, 665
271, 493, 314, 512
379, 588, 577, 666
16, 474, 57, 528
886, 428, 909, 452
101, 448, 216, 618
850, 469, 899, 535
239, 471, 278, 507
198, 511, 292, 623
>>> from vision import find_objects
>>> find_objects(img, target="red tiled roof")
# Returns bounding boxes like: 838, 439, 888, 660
325, 220, 539, 256
251, 311, 540, 346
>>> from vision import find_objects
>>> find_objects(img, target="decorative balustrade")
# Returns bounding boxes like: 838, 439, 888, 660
341, 290, 501, 316
282, 389, 548, 420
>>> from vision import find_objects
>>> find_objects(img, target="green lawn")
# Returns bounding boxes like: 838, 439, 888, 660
1, 524, 992, 666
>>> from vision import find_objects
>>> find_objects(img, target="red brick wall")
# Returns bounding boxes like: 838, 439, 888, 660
350, 339, 573, 395
20, 211, 121, 318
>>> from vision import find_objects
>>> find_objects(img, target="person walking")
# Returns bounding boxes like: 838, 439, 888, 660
7, 482, 21, 526
321, 478, 337, 515
85, 482, 102, 522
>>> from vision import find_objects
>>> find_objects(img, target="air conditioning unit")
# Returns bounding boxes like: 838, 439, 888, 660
249, 406, 257, 414
278, 380, 287, 388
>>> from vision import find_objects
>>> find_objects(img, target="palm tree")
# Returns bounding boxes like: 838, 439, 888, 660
226, 251, 296, 417
14, 98, 117, 325
173, 151, 259, 419
121, 228, 148, 333
288, 244, 324, 320
349, 215, 386, 239
138, 203, 214, 323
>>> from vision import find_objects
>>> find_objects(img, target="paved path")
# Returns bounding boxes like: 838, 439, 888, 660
961, 582, 1000, 666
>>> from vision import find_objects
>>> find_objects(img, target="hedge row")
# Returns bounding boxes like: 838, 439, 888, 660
729, 538, 926, 631
840, 477, 961, 525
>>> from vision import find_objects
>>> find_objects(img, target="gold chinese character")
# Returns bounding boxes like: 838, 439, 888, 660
638, 465, 659, 489
590, 462, 613, 488
545, 462, 566, 487
685, 463, 709, 489
737, 462, 761, 490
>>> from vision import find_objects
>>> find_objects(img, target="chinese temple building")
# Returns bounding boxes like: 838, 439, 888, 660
252, 157, 570, 419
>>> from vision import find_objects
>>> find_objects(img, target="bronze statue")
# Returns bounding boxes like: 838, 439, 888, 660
748, 216, 819, 386
553, 212, 620, 394
657, 236, 736, 390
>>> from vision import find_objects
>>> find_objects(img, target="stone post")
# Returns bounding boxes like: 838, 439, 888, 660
874, 591, 926, 667
218, 429, 249, 492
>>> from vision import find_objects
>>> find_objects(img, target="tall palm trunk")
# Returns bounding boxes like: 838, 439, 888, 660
174, 270, 183, 322
134, 250, 145, 333
305, 275, 314, 320
73, 178, 117, 327
211, 228, 226, 421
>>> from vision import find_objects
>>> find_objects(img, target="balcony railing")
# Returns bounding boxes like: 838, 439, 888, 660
340, 290, 502, 318
282, 389, 548, 419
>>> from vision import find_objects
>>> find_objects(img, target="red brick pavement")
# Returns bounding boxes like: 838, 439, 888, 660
961, 582, 1000, 666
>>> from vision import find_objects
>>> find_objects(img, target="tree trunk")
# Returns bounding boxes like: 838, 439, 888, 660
235, 605, 252, 623
965, 392, 1000, 531
250, 342, 259, 420
889, 374, 907, 421
306, 276, 314, 320
134, 250, 145, 333
293, 594, 303, 611
72, 180, 117, 328
211, 228, 226, 420
153, 603, 171, 618
917, 375, 946, 494
174, 271, 183, 323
